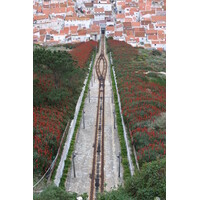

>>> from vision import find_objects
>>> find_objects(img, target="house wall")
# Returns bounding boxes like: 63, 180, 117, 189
65, 19, 91, 28
106, 21, 114, 26
151, 43, 166, 49
94, 14, 105, 21
71, 35, 90, 42
93, 3, 112, 11
53, 34, 66, 42
113, 36, 125, 41
134, 12, 140, 21
105, 30, 114, 37
33, 22, 52, 29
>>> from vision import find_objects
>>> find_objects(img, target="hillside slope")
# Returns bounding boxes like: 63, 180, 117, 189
33, 41, 97, 182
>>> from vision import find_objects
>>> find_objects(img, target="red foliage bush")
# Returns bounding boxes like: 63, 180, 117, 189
108, 39, 166, 166
70, 41, 97, 68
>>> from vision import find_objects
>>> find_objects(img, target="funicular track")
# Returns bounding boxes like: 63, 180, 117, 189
89, 35, 107, 200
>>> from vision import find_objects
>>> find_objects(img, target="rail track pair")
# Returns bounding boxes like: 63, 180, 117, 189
89, 35, 107, 200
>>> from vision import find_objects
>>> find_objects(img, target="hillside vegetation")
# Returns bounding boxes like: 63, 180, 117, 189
33, 41, 97, 182
107, 39, 166, 167
98, 159, 166, 200
101, 39, 166, 199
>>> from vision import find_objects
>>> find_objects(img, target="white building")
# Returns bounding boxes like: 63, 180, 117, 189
105, 26, 114, 38
71, 31, 90, 43
65, 16, 91, 29
151, 40, 166, 50
94, 7, 105, 21
93, 2, 112, 11
53, 33, 66, 42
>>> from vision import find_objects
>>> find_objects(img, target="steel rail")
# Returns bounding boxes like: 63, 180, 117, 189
89, 35, 107, 200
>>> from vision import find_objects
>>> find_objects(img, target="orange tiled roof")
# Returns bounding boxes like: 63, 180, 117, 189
117, 2, 125, 6
141, 10, 155, 15
39, 35, 45, 42
157, 30, 164, 34
148, 35, 158, 40
130, 7, 139, 12
50, 30, 59, 34
134, 27, 145, 32
152, 40, 166, 44
33, 28, 39, 34
145, 5, 151, 11
105, 11, 112, 15
65, 16, 90, 21
146, 30, 157, 35
151, 15, 166, 22
155, 23, 166, 27
106, 26, 114, 31
78, 29, 87, 36
42, 9, 51, 15
123, 22, 132, 28
125, 35, 136, 43
158, 33, 166, 40
132, 22, 141, 27
70, 26, 78, 34
39, 29, 47, 35
149, 24, 154, 29
141, 21, 152, 25
135, 31, 145, 37
139, 3, 145, 10
125, 29, 134, 36
116, 14, 125, 19
90, 24, 100, 33
94, 7, 104, 13
116, 23, 123, 28
114, 31, 123, 37
55, 15, 65, 20
144, 43, 151, 48
33, 14, 48, 21
50, 7, 67, 14
125, 17, 132, 22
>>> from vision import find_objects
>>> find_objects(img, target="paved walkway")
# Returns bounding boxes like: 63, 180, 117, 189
103, 41, 123, 191
65, 39, 123, 196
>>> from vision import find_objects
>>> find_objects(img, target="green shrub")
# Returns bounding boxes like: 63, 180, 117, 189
152, 49, 162, 56
125, 158, 166, 200
33, 185, 76, 200
98, 158, 165, 200
97, 186, 134, 200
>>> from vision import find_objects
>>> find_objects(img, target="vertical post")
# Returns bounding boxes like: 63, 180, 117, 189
94, 69, 95, 83
110, 71, 111, 86
72, 152, 76, 178
117, 152, 121, 178
89, 88, 90, 103
83, 110, 85, 129
112, 91, 114, 103
113, 109, 116, 129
